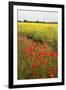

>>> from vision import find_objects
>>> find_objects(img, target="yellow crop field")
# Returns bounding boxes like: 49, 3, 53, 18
17, 22, 58, 49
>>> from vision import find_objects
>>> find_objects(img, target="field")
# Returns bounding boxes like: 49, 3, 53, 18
17, 22, 58, 80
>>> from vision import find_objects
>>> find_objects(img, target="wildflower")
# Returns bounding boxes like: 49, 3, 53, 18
41, 46, 45, 50
53, 52, 58, 57
41, 52, 46, 57
36, 50, 41, 55
30, 51, 34, 56
48, 52, 58, 57
32, 64, 36, 68
37, 61, 41, 66
42, 44, 48, 49
43, 60, 47, 65
34, 56, 42, 61
53, 68, 57, 73
46, 66, 51, 71
29, 46, 35, 51
48, 52, 53, 57
49, 73, 54, 78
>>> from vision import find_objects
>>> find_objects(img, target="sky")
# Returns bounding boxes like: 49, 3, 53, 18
18, 10, 58, 22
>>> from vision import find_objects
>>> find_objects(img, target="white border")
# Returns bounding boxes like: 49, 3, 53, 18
13, 5, 62, 85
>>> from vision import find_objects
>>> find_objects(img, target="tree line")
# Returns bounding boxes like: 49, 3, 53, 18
18, 20, 58, 24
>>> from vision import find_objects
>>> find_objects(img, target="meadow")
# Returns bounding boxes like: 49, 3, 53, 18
17, 22, 58, 80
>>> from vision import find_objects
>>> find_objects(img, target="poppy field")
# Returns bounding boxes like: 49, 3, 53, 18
17, 22, 58, 80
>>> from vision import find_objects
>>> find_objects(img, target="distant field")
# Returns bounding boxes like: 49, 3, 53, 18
17, 22, 58, 80
17, 22, 58, 49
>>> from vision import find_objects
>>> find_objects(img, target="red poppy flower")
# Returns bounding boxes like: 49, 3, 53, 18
51, 52, 56, 57
54, 52, 58, 57
43, 60, 47, 65
29, 46, 35, 51
49, 73, 54, 78
32, 64, 36, 68
37, 61, 41, 66
34, 56, 42, 61
41, 46, 45, 50
24, 48, 30, 55
41, 52, 46, 57
30, 51, 34, 56
48, 52, 53, 56
53, 68, 57, 73
48, 52, 58, 57
42, 44, 48, 49
46, 66, 51, 71
36, 50, 41, 55
26, 47, 31, 52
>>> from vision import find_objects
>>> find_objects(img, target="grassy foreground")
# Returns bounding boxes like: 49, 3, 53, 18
17, 22, 58, 80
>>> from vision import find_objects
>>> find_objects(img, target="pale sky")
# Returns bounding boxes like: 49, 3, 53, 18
18, 10, 58, 22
